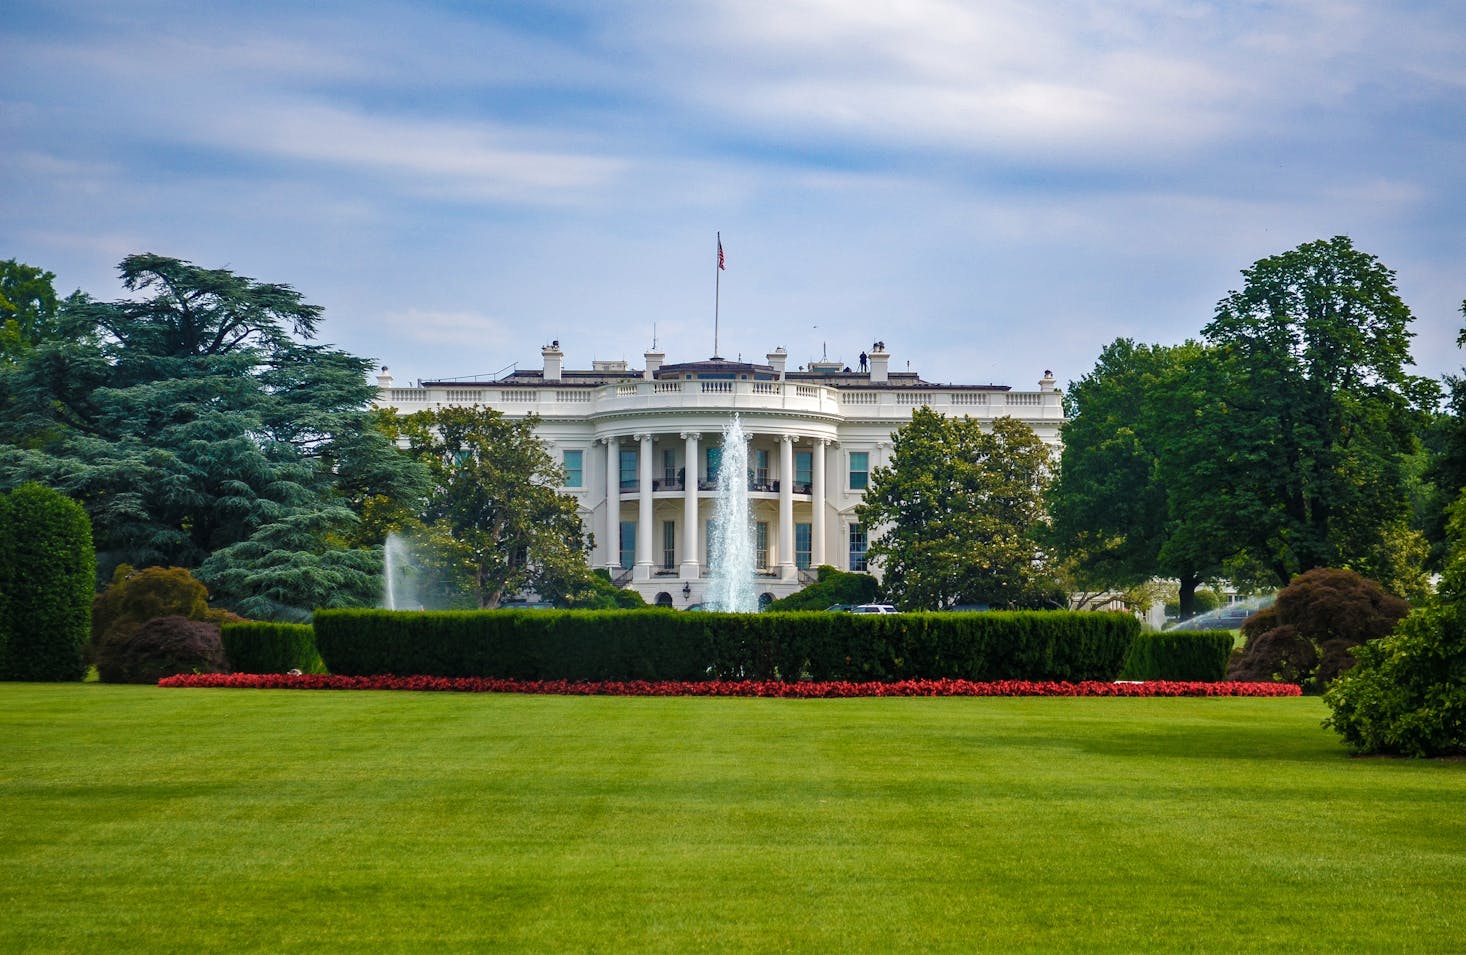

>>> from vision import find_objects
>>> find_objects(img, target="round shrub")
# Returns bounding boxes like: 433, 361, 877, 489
94, 615, 229, 684
1229, 568, 1408, 693
1, 483, 95, 681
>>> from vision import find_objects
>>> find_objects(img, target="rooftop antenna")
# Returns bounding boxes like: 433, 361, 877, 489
652, 322, 658, 350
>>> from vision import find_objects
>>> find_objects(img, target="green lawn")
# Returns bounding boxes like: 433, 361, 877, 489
2, 685, 1462, 953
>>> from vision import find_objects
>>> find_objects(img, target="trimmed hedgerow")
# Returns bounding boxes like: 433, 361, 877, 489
313, 608, 1138, 683
1119, 631, 1234, 682
221, 622, 324, 674
1, 483, 95, 682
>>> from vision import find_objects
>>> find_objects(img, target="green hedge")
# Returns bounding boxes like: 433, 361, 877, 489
1119, 631, 1234, 682
1, 484, 95, 682
314, 609, 1139, 682
221, 622, 324, 674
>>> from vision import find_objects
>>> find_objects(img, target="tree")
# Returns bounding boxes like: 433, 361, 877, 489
857, 409, 1053, 610
0, 254, 426, 617
1045, 339, 1233, 619
1198, 236, 1437, 587
392, 405, 592, 609
1421, 301, 1466, 569
0, 259, 60, 364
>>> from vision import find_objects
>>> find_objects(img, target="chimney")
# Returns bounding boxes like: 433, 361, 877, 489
767, 347, 787, 379
1039, 370, 1057, 392
644, 349, 665, 379
376, 366, 394, 389
542, 341, 564, 382
868, 342, 890, 384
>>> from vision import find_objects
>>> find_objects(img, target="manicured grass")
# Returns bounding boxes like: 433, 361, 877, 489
2, 685, 1462, 952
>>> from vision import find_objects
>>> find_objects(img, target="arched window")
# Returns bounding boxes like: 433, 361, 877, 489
654, 592, 674, 607
758, 592, 774, 610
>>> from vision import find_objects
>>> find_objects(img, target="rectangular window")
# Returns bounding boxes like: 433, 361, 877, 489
706, 446, 723, 485
755, 521, 770, 570
848, 523, 868, 572
795, 522, 812, 569
795, 450, 813, 492
662, 448, 678, 486
619, 448, 638, 492
705, 521, 714, 567
562, 449, 583, 488
619, 521, 636, 569
755, 449, 769, 485
848, 452, 869, 491
662, 520, 676, 570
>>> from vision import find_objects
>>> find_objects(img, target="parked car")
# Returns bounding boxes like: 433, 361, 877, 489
849, 603, 901, 614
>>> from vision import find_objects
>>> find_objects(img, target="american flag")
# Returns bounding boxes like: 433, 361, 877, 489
717, 237, 726, 270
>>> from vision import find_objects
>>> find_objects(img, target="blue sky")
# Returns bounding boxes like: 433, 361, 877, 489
3, 0, 1463, 389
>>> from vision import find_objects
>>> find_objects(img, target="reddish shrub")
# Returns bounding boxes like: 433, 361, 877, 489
1229, 568, 1409, 692
95, 615, 228, 684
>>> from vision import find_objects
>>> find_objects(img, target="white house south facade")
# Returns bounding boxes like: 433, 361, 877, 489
375, 342, 1063, 608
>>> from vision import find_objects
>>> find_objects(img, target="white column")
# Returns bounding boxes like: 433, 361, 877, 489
681, 432, 701, 579
604, 436, 620, 570
813, 439, 829, 568
635, 433, 654, 580
778, 435, 795, 580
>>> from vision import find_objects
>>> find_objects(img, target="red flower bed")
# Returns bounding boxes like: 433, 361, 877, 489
157, 672, 1302, 698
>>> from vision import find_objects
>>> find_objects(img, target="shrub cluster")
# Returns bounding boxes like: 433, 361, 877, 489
91, 565, 239, 683
313, 608, 1139, 683
1120, 631, 1234, 682
220, 622, 323, 674
0, 483, 95, 681
159, 672, 1303, 697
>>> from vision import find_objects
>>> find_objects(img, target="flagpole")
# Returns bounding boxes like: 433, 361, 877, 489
713, 231, 721, 360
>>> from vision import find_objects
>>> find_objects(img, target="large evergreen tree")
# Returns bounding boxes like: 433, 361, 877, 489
857, 409, 1054, 610
0, 254, 426, 618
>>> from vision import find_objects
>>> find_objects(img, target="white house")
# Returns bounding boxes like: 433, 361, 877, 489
376, 342, 1063, 608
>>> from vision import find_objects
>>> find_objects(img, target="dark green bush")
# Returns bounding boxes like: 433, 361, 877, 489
94, 615, 228, 684
314, 608, 1138, 682
221, 622, 324, 674
765, 566, 880, 611
1, 483, 95, 681
1324, 497, 1466, 756
1120, 631, 1234, 682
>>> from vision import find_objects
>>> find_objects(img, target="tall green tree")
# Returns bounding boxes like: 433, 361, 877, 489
857, 409, 1054, 610
1198, 236, 1436, 589
0, 259, 60, 364
1422, 301, 1466, 567
1046, 339, 1234, 619
392, 405, 592, 609
0, 254, 426, 617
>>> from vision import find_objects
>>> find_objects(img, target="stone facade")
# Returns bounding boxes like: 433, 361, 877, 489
376, 342, 1063, 608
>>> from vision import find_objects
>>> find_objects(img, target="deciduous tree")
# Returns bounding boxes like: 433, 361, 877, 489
392, 405, 592, 609
857, 409, 1053, 610
1199, 236, 1436, 587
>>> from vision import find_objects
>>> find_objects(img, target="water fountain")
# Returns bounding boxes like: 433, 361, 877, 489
704, 415, 759, 612
382, 531, 419, 611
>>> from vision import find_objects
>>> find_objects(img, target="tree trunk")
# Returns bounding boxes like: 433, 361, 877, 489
1177, 572, 1200, 621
